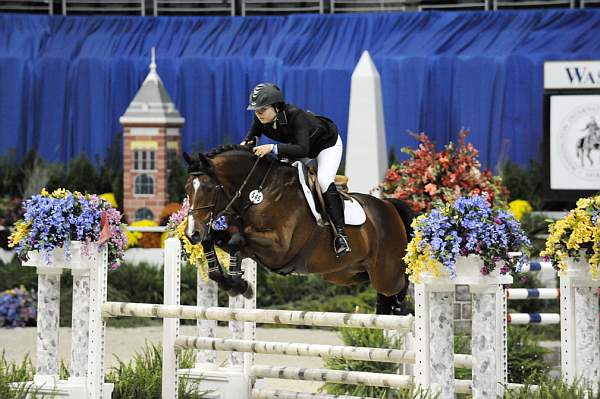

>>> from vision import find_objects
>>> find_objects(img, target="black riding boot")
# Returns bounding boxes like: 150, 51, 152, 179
323, 183, 351, 257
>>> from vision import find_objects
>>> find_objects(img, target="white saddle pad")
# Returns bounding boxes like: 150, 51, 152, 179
292, 161, 366, 226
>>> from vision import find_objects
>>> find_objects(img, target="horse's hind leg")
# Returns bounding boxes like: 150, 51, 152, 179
375, 276, 411, 316
391, 274, 412, 316
376, 293, 394, 315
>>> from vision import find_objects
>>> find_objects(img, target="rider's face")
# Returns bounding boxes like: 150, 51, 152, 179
255, 106, 277, 124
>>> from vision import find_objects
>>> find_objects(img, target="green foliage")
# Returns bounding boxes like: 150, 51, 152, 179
518, 212, 552, 256
168, 157, 188, 203
0, 150, 23, 198
0, 351, 43, 399
256, 269, 373, 312
504, 376, 600, 399
106, 343, 206, 399
499, 160, 545, 210
321, 328, 436, 398
507, 326, 552, 383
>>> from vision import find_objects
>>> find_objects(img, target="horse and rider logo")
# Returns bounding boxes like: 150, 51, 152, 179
556, 101, 600, 181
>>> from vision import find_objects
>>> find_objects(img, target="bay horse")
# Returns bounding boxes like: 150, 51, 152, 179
183, 145, 414, 315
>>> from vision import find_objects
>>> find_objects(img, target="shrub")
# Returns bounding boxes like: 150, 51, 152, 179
0, 287, 36, 328
106, 343, 206, 399
504, 375, 600, 399
507, 326, 551, 384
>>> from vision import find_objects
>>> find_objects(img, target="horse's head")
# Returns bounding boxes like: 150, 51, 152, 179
183, 145, 258, 244
183, 151, 223, 244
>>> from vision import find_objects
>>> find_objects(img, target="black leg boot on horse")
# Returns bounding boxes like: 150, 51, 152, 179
226, 232, 253, 299
203, 239, 252, 299
323, 183, 351, 257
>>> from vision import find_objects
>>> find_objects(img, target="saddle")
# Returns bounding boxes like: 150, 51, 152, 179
292, 161, 366, 226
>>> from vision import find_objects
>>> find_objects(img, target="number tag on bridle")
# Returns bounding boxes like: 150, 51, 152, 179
249, 189, 264, 205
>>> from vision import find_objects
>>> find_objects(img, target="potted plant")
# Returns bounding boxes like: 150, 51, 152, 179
382, 131, 508, 213
541, 195, 600, 280
403, 195, 531, 283
8, 188, 127, 269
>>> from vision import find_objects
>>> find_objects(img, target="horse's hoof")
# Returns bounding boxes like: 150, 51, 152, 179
241, 283, 254, 300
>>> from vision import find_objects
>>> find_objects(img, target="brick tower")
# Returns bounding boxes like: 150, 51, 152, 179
120, 49, 184, 224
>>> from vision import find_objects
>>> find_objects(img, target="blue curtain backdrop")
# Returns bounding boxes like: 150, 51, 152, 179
2, 10, 600, 167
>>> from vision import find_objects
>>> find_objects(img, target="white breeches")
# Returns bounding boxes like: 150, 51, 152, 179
315, 135, 343, 192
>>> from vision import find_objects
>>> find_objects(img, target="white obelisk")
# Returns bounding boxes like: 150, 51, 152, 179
345, 50, 388, 195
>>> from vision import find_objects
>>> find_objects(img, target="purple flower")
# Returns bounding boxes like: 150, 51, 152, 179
413, 195, 531, 278
11, 190, 126, 268
480, 266, 490, 275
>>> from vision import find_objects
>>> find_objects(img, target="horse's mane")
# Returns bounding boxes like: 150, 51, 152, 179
204, 144, 253, 158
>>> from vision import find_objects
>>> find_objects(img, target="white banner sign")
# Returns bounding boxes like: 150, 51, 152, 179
550, 94, 600, 190
545, 61, 600, 89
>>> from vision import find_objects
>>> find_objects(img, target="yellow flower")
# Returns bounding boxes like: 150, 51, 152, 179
543, 194, 600, 279
40, 188, 49, 196
8, 220, 31, 248
508, 199, 533, 221
403, 223, 442, 283
175, 219, 229, 282
50, 188, 69, 199
100, 193, 118, 208
126, 219, 158, 248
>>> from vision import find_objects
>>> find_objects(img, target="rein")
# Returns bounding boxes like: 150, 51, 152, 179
190, 154, 274, 234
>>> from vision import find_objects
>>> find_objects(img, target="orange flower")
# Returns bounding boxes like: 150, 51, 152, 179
425, 183, 437, 196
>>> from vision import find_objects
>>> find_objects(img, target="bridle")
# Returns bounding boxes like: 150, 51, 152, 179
188, 155, 273, 235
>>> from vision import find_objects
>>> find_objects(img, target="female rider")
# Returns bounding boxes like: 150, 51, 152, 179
241, 83, 350, 257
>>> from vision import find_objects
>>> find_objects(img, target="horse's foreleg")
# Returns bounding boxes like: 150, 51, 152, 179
203, 239, 234, 293
226, 232, 253, 299
587, 149, 594, 167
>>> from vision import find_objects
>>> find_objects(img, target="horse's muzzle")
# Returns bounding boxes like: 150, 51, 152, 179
189, 231, 204, 244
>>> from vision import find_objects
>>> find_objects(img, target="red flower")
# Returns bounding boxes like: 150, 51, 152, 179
381, 130, 508, 212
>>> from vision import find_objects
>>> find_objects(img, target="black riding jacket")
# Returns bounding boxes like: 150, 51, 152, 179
245, 104, 338, 160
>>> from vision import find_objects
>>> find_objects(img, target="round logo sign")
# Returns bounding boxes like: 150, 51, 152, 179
557, 102, 600, 181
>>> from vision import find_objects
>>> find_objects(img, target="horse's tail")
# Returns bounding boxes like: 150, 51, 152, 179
384, 198, 415, 242
577, 137, 584, 159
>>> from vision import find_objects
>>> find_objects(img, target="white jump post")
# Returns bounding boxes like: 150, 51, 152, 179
19, 241, 113, 398
174, 241, 257, 399
560, 257, 600, 391
162, 237, 182, 398
413, 281, 455, 398
414, 255, 512, 399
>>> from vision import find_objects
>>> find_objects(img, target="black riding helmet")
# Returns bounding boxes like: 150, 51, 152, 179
247, 83, 284, 111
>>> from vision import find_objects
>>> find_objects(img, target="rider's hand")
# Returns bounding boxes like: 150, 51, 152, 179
253, 144, 274, 158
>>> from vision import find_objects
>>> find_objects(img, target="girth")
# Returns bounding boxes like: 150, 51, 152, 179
269, 223, 323, 275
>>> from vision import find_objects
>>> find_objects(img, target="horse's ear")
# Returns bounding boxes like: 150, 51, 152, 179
183, 152, 193, 165
197, 153, 213, 170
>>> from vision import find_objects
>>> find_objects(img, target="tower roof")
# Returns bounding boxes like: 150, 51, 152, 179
120, 49, 185, 126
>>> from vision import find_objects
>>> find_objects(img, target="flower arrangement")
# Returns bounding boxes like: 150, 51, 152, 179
166, 197, 230, 281
509, 199, 533, 221
8, 188, 127, 269
382, 131, 508, 213
541, 196, 600, 280
403, 195, 531, 282
127, 219, 162, 248
0, 286, 37, 328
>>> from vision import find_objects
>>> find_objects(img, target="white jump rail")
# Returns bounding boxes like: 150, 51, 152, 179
17, 237, 600, 398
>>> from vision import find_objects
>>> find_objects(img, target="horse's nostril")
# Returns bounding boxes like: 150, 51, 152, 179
190, 231, 202, 243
